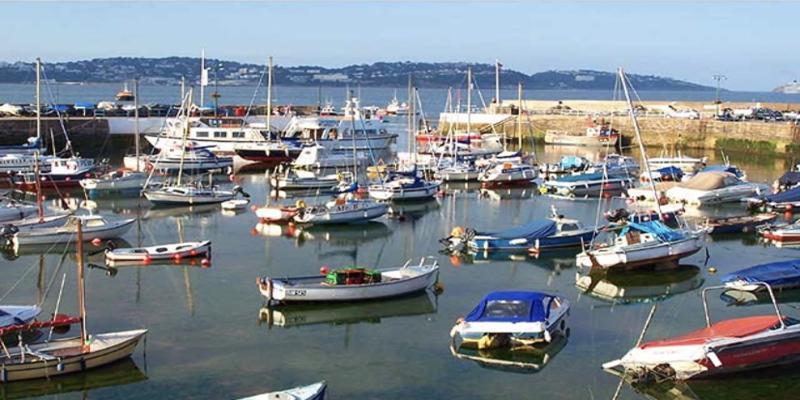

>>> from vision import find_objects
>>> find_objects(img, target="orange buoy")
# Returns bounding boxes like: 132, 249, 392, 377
201, 258, 211, 267
91, 238, 102, 246
250, 228, 258, 236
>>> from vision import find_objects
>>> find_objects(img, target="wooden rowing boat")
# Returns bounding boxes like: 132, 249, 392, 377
105, 240, 211, 263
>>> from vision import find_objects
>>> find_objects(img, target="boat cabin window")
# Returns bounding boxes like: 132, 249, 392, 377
559, 223, 579, 231
195, 131, 209, 138
214, 131, 227, 138
483, 300, 532, 319
85, 219, 105, 228
231, 131, 245, 138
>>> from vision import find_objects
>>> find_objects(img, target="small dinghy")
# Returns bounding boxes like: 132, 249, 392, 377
105, 240, 211, 264
238, 381, 327, 400
257, 257, 439, 304
706, 213, 776, 234
293, 196, 388, 225
478, 162, 537, 187
0, 305, 41, 329
721, 259, 800, 291
79, 168, 152, 196
759, 221, 800, 243
255, 201, 303, 223
603, 282, 800, 381
4, 215, 135, 248
221, 198, 250, 211
450, 291, 570, 350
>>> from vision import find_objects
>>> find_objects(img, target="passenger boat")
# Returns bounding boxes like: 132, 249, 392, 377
115, 82, 135, 101
542, 172, 634, 197
257, 257, 439, 304
575, 220, 707, 270
759, 221, 800, 243
368, 170, 440, 201
602, 282, 800, 381
105, 240, 211, 264
144, 117, 292, 155
79, 169, 152, 197
478, 163, 537, 187
293, 196, 389, 225
543, 125, 620, 147
0, 218, 147, 383
442, 213, 596, 253
4, 215, 135, 248
663, 171, 767, 206
281, 113, 397, 152
144, 185, 238, 206
449, 291, 570, 350
238, 381, 327, 400
0, 305, 41, 329
706, 213, 776, 234
721, 259, 800, 291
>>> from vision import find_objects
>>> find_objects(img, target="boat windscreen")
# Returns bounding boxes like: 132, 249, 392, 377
465, 291, 550, 323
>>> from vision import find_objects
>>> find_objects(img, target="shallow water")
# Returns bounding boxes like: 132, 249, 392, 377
2, 138, 800, 399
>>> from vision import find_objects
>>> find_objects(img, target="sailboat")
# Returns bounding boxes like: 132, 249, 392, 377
143, 89, 239, 207
0, 219, 147, 382
574, 69, 707, 271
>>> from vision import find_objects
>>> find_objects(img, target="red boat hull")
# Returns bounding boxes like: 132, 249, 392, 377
696, 331, 800, 378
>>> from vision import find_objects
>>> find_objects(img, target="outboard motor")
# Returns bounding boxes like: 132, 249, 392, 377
0, 224, 19, 246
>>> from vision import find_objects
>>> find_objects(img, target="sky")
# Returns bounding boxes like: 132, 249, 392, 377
1, 1, 797, 91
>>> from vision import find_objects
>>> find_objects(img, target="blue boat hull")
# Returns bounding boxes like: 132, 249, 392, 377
469, 230, 596, 252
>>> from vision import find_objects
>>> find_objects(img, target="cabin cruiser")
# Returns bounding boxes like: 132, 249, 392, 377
79, 168, 153, 196
3, 214, 135, 248
664, 171, 767, 206
478, 162, 537, 187
542, 172, 635, 197
12, 156, 96, 191
144, 117, 291, 154
147, 145, 233, 175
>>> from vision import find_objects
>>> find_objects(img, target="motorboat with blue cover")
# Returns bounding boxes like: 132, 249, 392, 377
450, 291, 570, 350
721, 259, 800, 291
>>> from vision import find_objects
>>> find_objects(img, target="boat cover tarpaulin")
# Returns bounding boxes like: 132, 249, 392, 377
465, 291, 552, 323
621, 220, 684, 242
778, 171, 800, 187
483, 220, 557, 239
766, 186, 800, 204
656, 166, 684, 179
679, 171, 736, 190
559, 156, 587, 170
702, 164, 743, 177
721, 259, 800, 287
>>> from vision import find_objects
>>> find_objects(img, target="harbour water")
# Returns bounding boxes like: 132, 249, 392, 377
1, 113, 798, 399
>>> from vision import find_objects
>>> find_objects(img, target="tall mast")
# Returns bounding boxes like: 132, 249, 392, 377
619, 68, 661, 215
34, 152, 43, 222
134, 78, 140, 172
200, 49, 205, 109
407, 75, 413, 155
467, 67, 472, 133
36, 58, 41, 141
177, 89, 191, 186
495, 60, 501, 111
266, 56, 273, 136
76, 218, 88, 348
180, 76, 185, 100
517, 82, 523, 149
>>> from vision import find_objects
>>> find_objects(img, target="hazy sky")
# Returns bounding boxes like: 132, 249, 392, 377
2, 1, 796, 91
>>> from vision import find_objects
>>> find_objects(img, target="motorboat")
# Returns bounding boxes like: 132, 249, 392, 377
721, 259, 800, 291
147, 145, 233, 175
233, 140, 303, 167
368, 170, 440, 201
281, 113, 397, 152
542, 172, 634, 197
79, 169, 153, 197
221, 198, 250, 211
0, 305, 41, 329
449, 333, 567, 374
602, 282, 800, 381
759, 221, 800, 243
254, 201, 304, 223
0, 137, 43, 157
257, 257, 439, 304
449, 291, 570, 350
3, 215, 135, 248
478, 163, 537, 187
291, 143, 368, 169
292, 196, 389, 225
591, 154, 639, 175
539, 156, 591, 177
144, 184, 238, 206
270, 169, 353, 191
706, 213, 777, 234
105, 240, 211, 265
12, 156, 96, 191
575, 220, 707, 270
664, 171, 768, 206
238, 381, 327, 400
746, 184, 800, 212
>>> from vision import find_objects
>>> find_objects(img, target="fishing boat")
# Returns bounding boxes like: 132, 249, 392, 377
543, 125, 620, 147
442, 212, 596, 253
105, 240, 211, 264
663, 171, 768, 206
238, 381, 327, 400
759, 221, 800, 243
386, 92, 410, 115
0, 305, 41, 329
706, 213, 776, 234
542, 172, 635, 197
0, 218, 147, 383
293, 196, 388, 225
257, 257, 439, 304
270, 169, 352, 191
478, 162, 537, 187
368, 170, 440, 201
449, 291, 570, 350
602, 282, 800, 381
144, 184, 238, 206
79, 169, 152, 197
3, 215, 135, 248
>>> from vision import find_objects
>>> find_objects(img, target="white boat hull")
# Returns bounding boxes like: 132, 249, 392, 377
11, 218, 135, 247
294, 202, 388, 225
369, 183, 440, 201
576, 233, 707, 270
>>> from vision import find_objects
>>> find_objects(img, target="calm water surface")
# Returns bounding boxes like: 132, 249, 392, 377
2, 127, 800, 399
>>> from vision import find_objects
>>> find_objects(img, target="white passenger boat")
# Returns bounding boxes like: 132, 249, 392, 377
257, 257, 439, 304
281, 112, 397, 152
4, 215, 135, 248
144, 116, 292, 154
105, 240, 211, 263
293, 196, 389, 225
0, 305, 41, 329
238, 381, 327, 400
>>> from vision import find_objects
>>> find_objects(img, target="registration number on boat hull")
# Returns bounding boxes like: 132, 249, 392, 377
285, 289, 307, 297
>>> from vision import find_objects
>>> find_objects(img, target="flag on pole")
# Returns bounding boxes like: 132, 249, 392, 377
496, 59, 503, 69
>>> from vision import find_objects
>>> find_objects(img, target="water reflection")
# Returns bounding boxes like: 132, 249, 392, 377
258, 290, 438, 328
576, 264, 704, 305
721, 287, 800, 306
253, 222, 391, 248
387, 199, 440, 220
479, 187, 536, 201
1, 238, 132, 260
449, 333, 568, 374
0, 358, 147, 400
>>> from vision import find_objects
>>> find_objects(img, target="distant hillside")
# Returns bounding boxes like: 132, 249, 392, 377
0, 57, 714, 91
